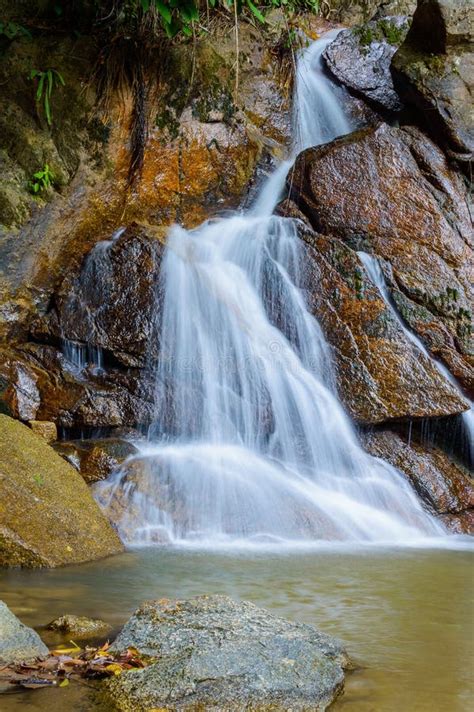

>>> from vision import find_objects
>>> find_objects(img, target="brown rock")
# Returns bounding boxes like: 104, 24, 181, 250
47, 614, 112, 639
28, 420, 57, 443
54, 438, 139, 484
1, 344, 155, 430
0, 414, 123, 567
362, 429, 474, 531
291, 124, 474, 395
297, 228, 467, 423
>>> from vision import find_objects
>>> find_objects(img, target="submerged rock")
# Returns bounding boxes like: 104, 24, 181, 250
291, 124, 473, 397
296, 228, 467, 424
0, 600, 48, 664
362, 429, 474, 532
324, 15, 411, 111
47, 614, 111, 640
392, 0, 474, 160
0, 414, 123, 567
106, 595, 349, 711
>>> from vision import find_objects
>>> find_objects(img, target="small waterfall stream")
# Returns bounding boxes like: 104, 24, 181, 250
96, 32, 448, 548
358, 251, 474, 464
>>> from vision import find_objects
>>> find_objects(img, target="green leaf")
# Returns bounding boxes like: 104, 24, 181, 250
141, 0, 151, 10
47, 70, 54, 98
156, 0, 172, 24
182, 23, 192, 35
44, 94, 52, 125
55, 70, 65, 86
246, 0, 265, 22
36, 74, 45, 101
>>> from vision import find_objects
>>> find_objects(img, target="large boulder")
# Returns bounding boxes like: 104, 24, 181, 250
324, 16, 411, 111
0, 600, 49, 663
362, 429, 474, 532
0, 414, 123, 567
392, 0, 473, 161
33, 223, 165, 368
296, 228, 467, 424
106, 595, 349, 711
291, 124, 473, 396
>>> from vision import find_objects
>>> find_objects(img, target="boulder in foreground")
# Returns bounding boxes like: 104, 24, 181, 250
106, 594, 349, 711
0, 601, 48, 664
0, 414, 124, 567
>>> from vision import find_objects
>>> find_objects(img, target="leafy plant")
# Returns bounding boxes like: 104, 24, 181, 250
0, 21, 31, 40
30, 68, 65, 126
33, 473, 45, 486
28, 164, 55, 194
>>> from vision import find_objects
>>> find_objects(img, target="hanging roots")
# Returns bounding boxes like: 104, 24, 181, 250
92, 5, 168, 187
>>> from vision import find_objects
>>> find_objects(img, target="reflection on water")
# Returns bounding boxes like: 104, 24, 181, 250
0, 547, 473, 711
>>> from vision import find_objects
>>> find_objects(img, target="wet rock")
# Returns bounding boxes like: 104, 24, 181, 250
54, 438, 139, 484
297, 228, 467, 423
324, 16, 411, 111
1, 344, 155, 429
28, 420, 57, 443
291, 124, 473, 396
47, 614, 111, 640
392, 0, 473, 160
44, 223, 165, 368
362, 429, 474, 531
106, 595, 349, 711
0, 414, 123, 567
0, 600, 48, 664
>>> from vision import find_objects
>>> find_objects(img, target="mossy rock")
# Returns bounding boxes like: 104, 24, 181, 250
0, 414, 123, 567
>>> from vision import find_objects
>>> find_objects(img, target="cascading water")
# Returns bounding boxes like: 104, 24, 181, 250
96, 32, 446, 547
358, 251, 474, 464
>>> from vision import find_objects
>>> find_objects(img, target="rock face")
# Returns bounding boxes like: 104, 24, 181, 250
296, 227, 467, 424
392, 0, 474, 160
324, 16, 411, 111
291, 124, 474, 397
106, 595, 349, 712
0, 414, 123, 567
1, 343, 154, 429
0, 600, 49, 663
41, 223, 165, 368
363, 429, 474, 532
47, 614, 111, 640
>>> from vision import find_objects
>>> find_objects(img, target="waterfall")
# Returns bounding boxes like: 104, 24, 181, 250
96, 32, 446, 547
358, 251, 474, 464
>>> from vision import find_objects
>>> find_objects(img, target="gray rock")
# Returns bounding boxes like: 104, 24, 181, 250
106, 594, 349, 711
324, 16, 411, 112
0, 600, 49, 664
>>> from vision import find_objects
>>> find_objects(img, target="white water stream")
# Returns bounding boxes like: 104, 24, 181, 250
96, 32, 452, 548
358, 251, 474, 464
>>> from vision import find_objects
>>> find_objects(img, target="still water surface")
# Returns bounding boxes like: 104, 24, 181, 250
0, 546, 473, 711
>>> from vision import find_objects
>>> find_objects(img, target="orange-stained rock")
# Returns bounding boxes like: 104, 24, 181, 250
291, 124, 473, 395
362, 429, 474, 532
28, 420, 57, 443
297, 227, 468, 424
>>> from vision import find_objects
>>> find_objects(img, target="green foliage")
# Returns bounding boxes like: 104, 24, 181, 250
30, 68, 65, 126
33, 473, 45, 486
28, 164, 55, 194
355, 19, 406, 48
0, 21, 31, 40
